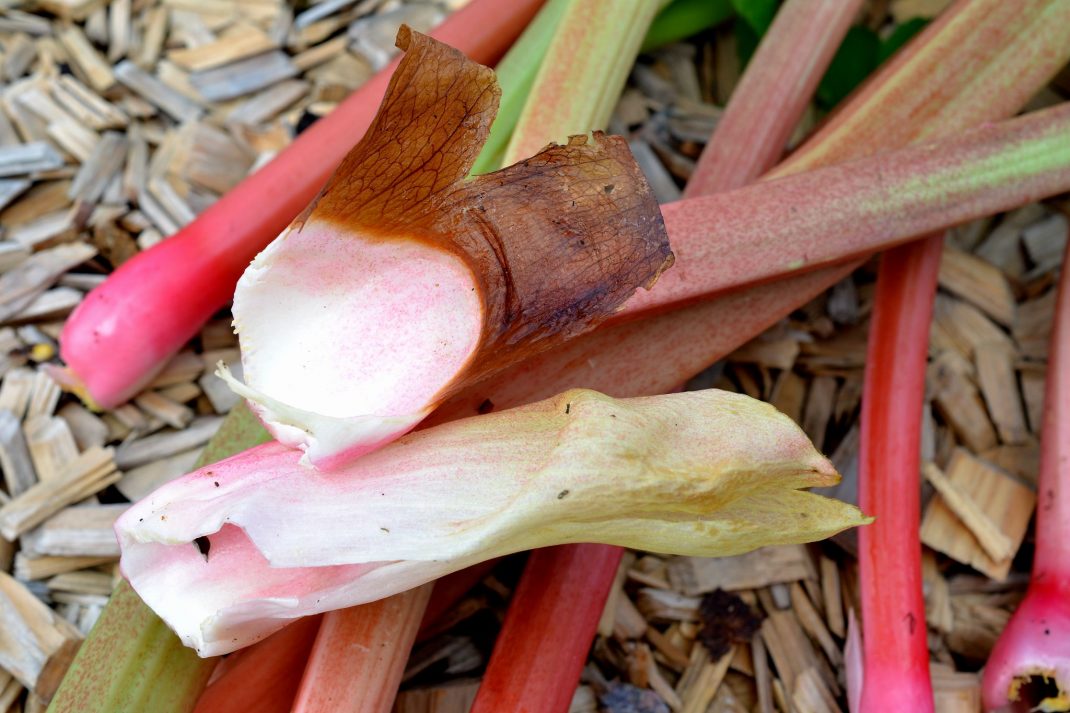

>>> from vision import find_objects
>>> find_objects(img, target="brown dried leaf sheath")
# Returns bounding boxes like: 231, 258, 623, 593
309, 26, 673, 390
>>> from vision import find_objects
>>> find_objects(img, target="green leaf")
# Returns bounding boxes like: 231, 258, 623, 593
47, 405, 270, 713
816, 25, 880, 110
730, 0, 778, 34
732, 0, 779, 68
641, 0, 734, 52
878, 17, 929, 65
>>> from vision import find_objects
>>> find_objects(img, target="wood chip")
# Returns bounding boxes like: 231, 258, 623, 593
133, 391, 194, 429
938, 245, 1017, 327
57, 403, 109, 451
920, 449, 1035, 580
0, 243, 96, 323
68, 131, 127, 204
171, 22, 277, 71
974, 343, 1028, 445
0, 410, 36, 497
24, 416, 78, 483
0, 571, 82, 703
21, 504, 126, 558
114, 415, 222, 469
0, 446, 118, 540
56, 24, 115, 94
667, 546, 816, 596
0, 143, 64, 178
114, 60, 204, 122
13, 553, 113, 581
189, 51, 298, 102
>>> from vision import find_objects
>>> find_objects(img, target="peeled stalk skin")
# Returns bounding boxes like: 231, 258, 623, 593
858, 237, 942, 712
982, 235, 1070, 712
469, 545, 621, 712
58, 0, 546, 409
684, 0, 863, 196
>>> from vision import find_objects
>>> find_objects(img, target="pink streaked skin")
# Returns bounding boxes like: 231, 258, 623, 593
620, 102, 1070, 320
982, 236, 1070, 713
684, 0, 863, 197
116, 388, 866, 656
221, 218, 482, 470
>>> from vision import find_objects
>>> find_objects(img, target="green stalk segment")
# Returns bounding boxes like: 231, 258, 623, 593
471, 0, 571, 175
47, 406, 271, 713
503, 0, 663, 164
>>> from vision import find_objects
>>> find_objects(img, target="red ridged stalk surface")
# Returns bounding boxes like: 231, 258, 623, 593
982, 234, 1070, 711
857, 236, 942, 711
470, 545, 621, 712
59, 0, 545, 408
469, 2, 859, 711
192, 616, 322, 713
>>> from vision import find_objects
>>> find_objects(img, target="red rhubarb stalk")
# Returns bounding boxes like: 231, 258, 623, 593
857, 236, 943, 711
683, 0, 862, 196
290, 587, 432, 713
982, 233, 1070, 711
470, 2, 860, 711
192, 616, 323, 713
57, 0, 545, 409
470, 545, 622, 712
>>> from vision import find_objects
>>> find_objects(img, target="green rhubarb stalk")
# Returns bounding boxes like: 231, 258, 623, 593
47, 405, 271, 713
470, 0, 570, 175
503, 0, 662, 164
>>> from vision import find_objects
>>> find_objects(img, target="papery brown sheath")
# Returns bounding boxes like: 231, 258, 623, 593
221, 26, 672, 470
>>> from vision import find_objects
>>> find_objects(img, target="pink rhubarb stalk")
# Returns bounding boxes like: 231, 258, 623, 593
115, 388, 865, 656
857, 236, 943, 712
290, 586, 432, 713
982, 233, 1070, 712
57, 0, 546, 409
683, 0, 862, 197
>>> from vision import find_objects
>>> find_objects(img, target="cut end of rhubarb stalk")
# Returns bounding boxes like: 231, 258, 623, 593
228, 27, 671, 469
983, 581, 1070, 712
116, 388, 867, 655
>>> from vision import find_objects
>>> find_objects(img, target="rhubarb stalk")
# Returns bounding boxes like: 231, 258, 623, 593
473, 2, 860, 710
57, 0, 546, 409
857, 236, 943, 711
982, 233, 1070, 711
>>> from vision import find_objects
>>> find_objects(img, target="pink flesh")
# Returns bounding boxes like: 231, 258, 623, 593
233, 221, 482, 459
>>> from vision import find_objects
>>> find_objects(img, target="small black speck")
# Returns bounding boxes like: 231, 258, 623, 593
478, 398, 494, 414
604, 184, 615, 194
1046, 629, 1052, 635
557, 489, 570, 499
565, 403, 571, 414
214, 481, 219, 487
194, 536, 211, 560
380, 527, 390, 533
610, 414, 616, 418
160, 515, 166, 521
